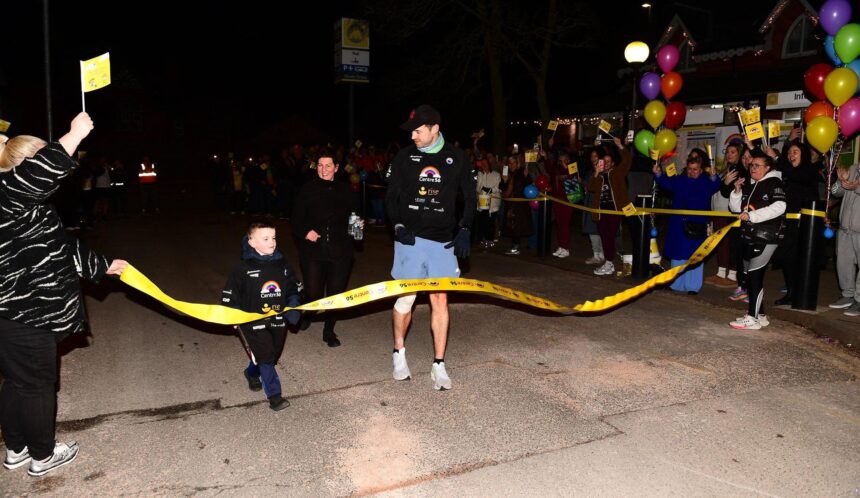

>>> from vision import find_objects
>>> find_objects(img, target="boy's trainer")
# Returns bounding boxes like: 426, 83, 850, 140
392, 348, 411, 380
3, 446, 31, 470
431, 362, 452, 391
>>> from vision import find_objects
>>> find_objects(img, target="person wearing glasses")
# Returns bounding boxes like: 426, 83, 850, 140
728, 152, 786, 330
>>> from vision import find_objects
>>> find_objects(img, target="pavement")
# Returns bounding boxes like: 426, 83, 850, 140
1, 200, 859, 497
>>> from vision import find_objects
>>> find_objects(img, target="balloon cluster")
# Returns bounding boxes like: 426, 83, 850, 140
803, 0, 860, 153
634, 45, 687, 158
523, 174, 549, 209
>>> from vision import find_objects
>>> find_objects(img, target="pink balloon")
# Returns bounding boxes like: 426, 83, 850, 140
838, 97, 860, 137
529, 200, 540, 209
656, 45, 680, 73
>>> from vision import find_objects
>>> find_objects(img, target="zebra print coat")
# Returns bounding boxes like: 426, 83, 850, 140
0, 143, 110, 334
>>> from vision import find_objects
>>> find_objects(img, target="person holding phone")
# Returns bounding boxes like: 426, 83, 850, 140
587, 137, 631, 276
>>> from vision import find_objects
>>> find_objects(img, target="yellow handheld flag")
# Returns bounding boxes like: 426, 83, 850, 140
524, 151, 538, 163
0, 119, 10, 133
745, 122, 764, 141
598, 120, 613, 135
547, 120, 559, 131
649, 149, 660, 161
567, 162, 578, 175
739, 107, 760, 126
621, 203, 637, 217
767, 121, 781, 139
81, 52, 111, 93
665, 163, 677, 177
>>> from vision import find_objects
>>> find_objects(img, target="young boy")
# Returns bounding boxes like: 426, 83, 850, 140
223, 220, 301, 411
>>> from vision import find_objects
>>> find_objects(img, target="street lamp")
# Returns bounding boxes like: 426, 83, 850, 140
624, 41, 650, 135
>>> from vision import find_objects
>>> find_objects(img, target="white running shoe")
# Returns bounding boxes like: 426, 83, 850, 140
3, 446, 30, 470
28, 441, 79, 477
554, 248, 570, 258
593, 261, 615, 276
758, 314, 770, 327
729, 315, 761, 330
431, 362, 452, 391
392, 348, 411, 381
552, 248, 563, 256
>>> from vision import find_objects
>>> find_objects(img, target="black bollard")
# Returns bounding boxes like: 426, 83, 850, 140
537, 194, 552, 258
792, 200, 823, 310
632, 195, 653, 280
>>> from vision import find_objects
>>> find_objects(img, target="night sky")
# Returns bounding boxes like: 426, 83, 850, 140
1, 0, 772, 158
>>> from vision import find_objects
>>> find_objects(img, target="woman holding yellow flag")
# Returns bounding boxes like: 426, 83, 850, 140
0, 113, 127, 477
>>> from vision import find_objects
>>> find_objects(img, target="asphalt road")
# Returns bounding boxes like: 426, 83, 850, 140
2, 210, 859, 497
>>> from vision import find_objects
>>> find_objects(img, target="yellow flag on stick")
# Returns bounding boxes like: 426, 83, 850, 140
0, 119, 10, 133
665, 163, 677, 177
547, 120, 559, 131
81, 52, 111, 93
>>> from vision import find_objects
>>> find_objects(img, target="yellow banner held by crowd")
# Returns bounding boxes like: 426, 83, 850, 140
81, 52, 111, 92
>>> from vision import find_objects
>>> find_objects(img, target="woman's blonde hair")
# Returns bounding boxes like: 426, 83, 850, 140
0, 135, 48, 172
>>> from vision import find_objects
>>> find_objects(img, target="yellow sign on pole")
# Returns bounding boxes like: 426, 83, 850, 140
341, 18, 370, 49
80, 52, 111, 92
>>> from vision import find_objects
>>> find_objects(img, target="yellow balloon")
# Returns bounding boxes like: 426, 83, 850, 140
644, 100, 666, 129
824, 67, 859, 107
806, 115, 839, 153
654, 129, 677, 155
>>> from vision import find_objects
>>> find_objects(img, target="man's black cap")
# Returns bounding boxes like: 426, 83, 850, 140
399, 104, 441, 131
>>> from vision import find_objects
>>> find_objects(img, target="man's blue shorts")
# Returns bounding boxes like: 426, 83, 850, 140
391, 237, 460, 280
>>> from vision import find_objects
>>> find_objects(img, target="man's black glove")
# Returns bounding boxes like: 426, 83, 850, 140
444, 227, 471, 258
394, 224, 416, 246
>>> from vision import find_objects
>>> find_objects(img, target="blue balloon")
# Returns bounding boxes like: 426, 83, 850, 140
358, 169, 368, 181
523, 184, 539, 199
825, 36, 843, 66
650, 227, 658, 238
824, 227, 834, 239
846, 59, 860, 93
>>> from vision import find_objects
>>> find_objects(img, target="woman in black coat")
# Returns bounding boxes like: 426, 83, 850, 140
291, 149, 357, 347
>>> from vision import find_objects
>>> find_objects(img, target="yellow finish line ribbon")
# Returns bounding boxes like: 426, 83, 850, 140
119, 220, 741, 324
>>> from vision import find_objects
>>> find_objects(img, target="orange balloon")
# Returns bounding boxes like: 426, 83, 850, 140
804, 101, 835, 124
661, 72, 683, 100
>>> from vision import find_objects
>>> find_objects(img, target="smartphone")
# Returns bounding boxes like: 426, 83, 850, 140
512, 143, 519, 153
598, 159, 605, 170
502, 165, 509, 177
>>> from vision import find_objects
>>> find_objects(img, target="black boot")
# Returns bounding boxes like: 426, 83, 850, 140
323, 331, 341, 348
298, 316, 311, 331
268, 395, 290, 411
775, 293, 792, 306
243, 369, 262, 392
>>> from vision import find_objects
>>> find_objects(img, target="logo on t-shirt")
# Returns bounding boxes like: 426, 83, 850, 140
419, 166, 442, 183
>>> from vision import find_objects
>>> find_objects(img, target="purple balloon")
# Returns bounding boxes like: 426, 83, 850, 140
838, 97, 860, 137
639, 72, 661, 100
656, 45, 680, 73
821, 0, 853, 36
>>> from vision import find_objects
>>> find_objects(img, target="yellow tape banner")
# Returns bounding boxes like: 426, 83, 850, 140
119, 220, 740, 324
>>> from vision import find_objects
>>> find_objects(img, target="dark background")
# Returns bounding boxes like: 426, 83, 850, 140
0, 0, 789, 161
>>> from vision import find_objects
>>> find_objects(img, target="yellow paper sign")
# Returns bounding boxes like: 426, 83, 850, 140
567, 162, 578, 175
649, 149, 660, 160
739, 107, 760, 126
81, 52, 111, 92
598, 120, 612, 134
665, 163, 677, 177
524, 151, 538, 163
745, 122, 764, 141
621, 203, 637, 217
0, 120, 9, 133
547, 120, 559, 131
767, 121, 781, 139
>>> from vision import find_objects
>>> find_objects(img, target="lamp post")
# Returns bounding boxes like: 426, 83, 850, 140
624, 41, 649, 136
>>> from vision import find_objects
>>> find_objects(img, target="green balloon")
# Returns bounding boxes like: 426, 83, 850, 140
835, 23, 860, 64
634, 130, 655, 158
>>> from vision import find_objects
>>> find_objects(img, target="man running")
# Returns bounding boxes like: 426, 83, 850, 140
385, 105, 476, 390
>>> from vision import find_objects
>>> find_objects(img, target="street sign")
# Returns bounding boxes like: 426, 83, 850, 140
335, 18, 370, 84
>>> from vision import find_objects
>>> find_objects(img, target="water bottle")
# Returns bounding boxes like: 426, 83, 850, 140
353, 216, 363, 241
348, 212, 357, 237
